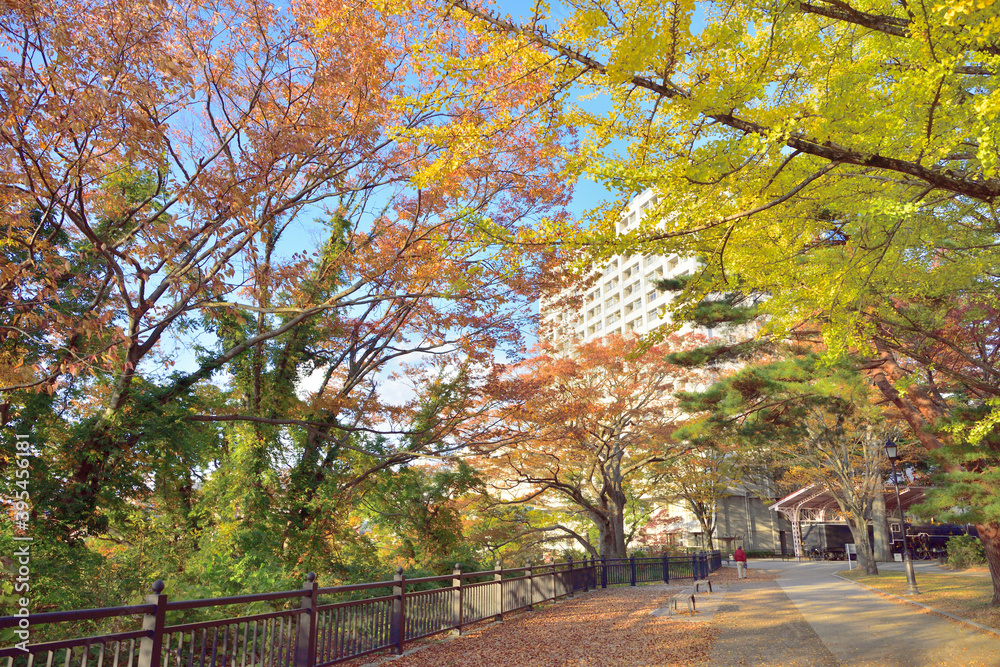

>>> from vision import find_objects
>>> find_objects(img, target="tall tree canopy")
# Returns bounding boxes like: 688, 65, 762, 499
0, 0, 573, 602
450, 0, 1000, 603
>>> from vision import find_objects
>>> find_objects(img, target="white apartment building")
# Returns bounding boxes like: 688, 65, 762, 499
537, 189, 787, 553
541, 189, 700, 348
537, 189, 706, 549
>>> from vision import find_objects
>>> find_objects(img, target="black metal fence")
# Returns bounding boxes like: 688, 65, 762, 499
1, 552, 721, 667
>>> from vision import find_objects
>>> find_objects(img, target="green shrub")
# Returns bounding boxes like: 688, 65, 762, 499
946, 534, 986, 569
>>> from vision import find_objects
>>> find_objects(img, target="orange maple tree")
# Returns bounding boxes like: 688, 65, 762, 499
475, 334, 703, 559
0, 0, 573, 540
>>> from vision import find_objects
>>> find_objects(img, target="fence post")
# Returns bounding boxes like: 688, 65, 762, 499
526, 559, 534, 611
567, 556, 574, 597
451, 563, 463, 636
691, 552, 697, 580
662, 553, 669, 584
294, 573, 318, 667
589, 557, 596, 591
494, 560, 504, 621
630, 555, 636, 587
600, 556, 607, 589
137, 580, 166, 667
390, 567, 406, 655
545, 559, 553, 602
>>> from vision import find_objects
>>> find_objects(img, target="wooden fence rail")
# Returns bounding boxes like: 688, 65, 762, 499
1, 552, 721, 667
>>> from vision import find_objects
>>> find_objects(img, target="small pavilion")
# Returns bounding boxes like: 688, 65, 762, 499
769, 484, 929, 559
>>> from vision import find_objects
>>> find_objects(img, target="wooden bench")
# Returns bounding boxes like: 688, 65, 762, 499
669, 587, 696, 615
694, 579, 713, 594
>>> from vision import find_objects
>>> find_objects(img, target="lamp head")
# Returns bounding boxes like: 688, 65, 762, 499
884, 438, 898, 461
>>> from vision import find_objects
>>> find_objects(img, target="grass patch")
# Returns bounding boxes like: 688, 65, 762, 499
838, 569, 1000, 631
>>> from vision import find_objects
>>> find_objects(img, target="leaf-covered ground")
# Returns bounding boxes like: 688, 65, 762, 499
366, 584, 717, 667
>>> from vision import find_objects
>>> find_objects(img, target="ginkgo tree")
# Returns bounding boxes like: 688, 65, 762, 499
449, 0, 1000, 604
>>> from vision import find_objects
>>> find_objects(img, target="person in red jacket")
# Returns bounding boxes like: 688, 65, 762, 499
734, 546, 747, 579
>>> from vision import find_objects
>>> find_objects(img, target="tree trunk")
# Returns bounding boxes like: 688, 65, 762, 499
847, 511, 879, 575
697, 516, 715, 549
596, 506, 628, 559
599, 523, 628, 558
872, 481, 893, 562
976, 521, 1000, 606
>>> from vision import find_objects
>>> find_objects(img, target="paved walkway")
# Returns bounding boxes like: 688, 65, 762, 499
355, 562, 999, 666
706, 579, 838, 666
708, 560, 1000, 666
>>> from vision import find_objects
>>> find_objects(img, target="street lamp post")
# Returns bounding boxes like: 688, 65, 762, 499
884, 438, 920, 595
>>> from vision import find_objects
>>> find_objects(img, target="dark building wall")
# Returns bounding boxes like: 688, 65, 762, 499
716, 493, 792, 553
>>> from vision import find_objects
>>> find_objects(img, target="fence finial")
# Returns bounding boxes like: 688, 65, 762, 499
396, 566, 405, 575
140, 581, 167, 667
306, 572, 316, 582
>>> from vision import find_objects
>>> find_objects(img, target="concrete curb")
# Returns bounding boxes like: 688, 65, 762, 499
832, 572, 1000, 639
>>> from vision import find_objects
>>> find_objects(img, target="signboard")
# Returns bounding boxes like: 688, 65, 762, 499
845, 543, 857, 570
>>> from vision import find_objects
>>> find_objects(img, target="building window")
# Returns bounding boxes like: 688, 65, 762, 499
647, 290, 658, 303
